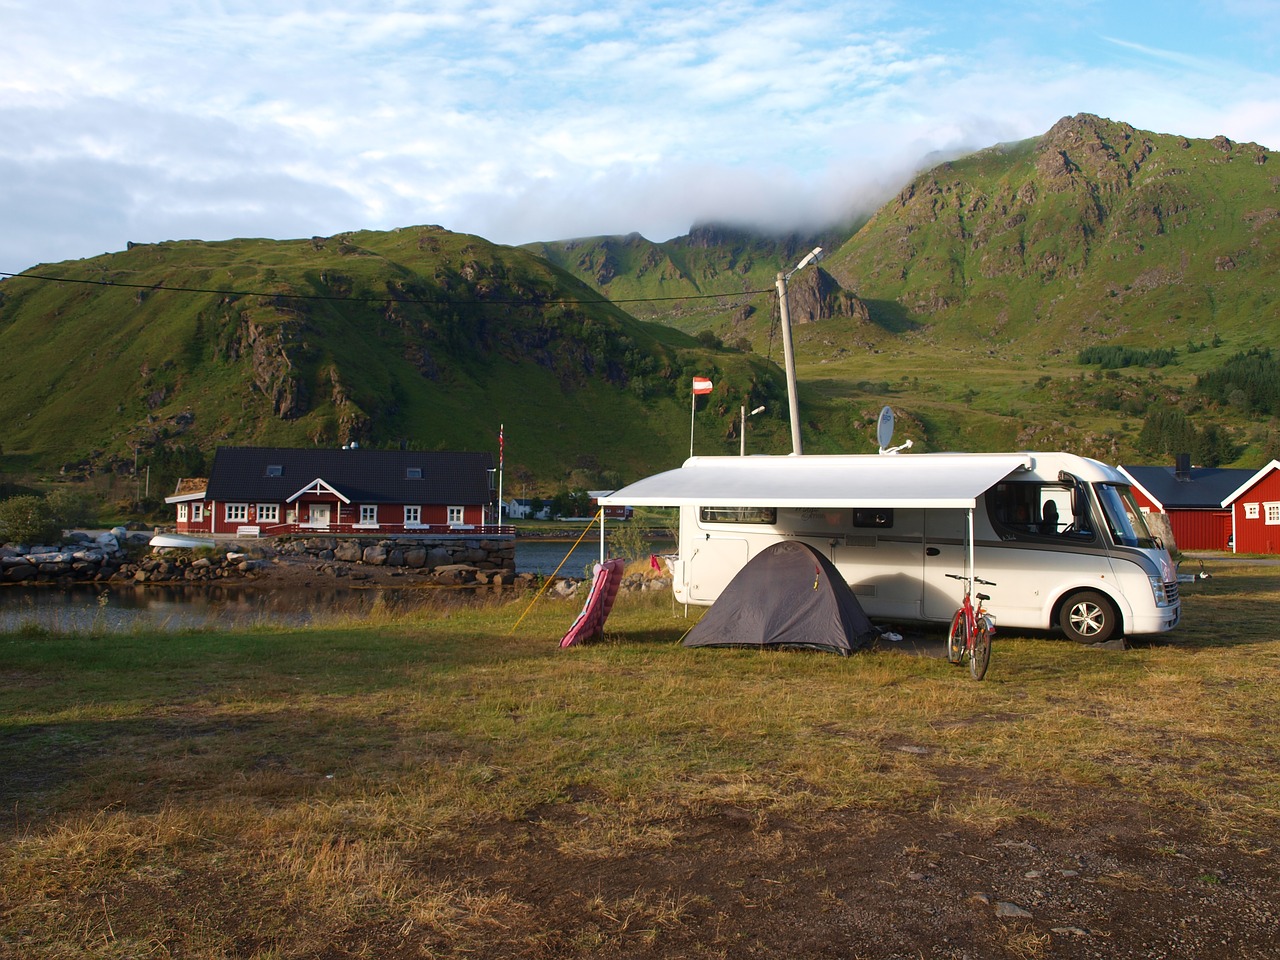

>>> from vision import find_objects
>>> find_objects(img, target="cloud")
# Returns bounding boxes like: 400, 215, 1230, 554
2, 0, 1279, 273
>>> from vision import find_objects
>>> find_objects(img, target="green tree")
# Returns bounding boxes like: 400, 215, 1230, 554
0, 495, 63, 545
44, 487, 97, 528
1138, 408, 1197, 458
548, 491, 574, 519
608, 518, 649, 561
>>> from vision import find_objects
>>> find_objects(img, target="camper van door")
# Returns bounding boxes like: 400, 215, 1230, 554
688, 535, 748, 602
922, 507, 968, 619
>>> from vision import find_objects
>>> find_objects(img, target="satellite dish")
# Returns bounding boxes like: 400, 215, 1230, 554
877, 405, 914, 455
876, 406, 895, 449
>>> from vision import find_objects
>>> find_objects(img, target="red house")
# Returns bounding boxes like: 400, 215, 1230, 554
1119, 457, 1250, 551
1221, 459, 1280, 555
166, 446, 504, 537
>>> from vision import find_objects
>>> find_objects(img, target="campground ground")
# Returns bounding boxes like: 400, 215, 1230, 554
1, 559, 1277, 959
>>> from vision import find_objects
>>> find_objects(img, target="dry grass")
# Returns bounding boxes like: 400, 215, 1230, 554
2, 564, 1278, 956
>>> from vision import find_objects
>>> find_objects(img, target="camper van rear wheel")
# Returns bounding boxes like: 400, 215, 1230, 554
1059, 591, 1117, 644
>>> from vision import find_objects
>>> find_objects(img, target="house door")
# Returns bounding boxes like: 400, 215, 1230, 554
310, 504, 331, 528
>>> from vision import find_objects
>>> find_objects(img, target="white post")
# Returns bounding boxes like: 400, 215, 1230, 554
498, 423, 504, 528
690, 389, 696, 459
967, 507, 976, 585
776, 271, 803, 455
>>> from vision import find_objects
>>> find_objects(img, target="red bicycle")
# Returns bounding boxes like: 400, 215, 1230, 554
946, 573, 996, 680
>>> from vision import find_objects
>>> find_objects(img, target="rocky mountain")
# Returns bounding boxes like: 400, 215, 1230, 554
823, 112, 1278, 353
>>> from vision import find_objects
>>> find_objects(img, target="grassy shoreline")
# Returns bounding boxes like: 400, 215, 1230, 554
2, 567, 1278, 957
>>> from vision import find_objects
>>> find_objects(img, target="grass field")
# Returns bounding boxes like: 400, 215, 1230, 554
2, 567, 1278, 958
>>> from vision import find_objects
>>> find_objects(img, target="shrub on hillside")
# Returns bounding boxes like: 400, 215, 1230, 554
0, 495, 63, 545
44, 487, 97, 528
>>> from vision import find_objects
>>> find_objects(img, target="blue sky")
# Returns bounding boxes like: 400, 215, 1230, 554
2, 0, 1278, 273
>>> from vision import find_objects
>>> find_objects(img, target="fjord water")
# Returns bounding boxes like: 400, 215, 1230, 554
0, 539, 673, 632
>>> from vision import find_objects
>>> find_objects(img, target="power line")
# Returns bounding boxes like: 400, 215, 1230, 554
0, 270, 773, 308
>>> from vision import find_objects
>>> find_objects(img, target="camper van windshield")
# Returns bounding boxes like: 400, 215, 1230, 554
1095, 483, 1158, 548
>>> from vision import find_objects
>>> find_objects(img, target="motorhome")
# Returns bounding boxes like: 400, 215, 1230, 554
599, 451, 1180, 643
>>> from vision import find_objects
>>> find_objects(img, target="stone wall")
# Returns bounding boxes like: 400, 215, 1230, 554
1, 529, 139, 583
274, 535, 515, 573
1, 531, 516, 586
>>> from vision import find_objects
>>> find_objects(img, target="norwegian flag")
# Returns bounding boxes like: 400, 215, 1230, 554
499, 424, 504, 467
691, 376, 713, 395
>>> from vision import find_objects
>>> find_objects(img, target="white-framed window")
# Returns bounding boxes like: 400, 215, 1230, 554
448, 506, 465, 525
1265, 503, 1280, 526
226, 503, 248, 523
1244, 503, 1260, 519
177, 503, 188, 521
192, 503, 203, 522
359, 504, 378, 526
404, 505, 421, 526
257, 504, 279, 523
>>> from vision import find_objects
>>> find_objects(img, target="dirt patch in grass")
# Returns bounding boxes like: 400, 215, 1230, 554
5, 783, 1277, 959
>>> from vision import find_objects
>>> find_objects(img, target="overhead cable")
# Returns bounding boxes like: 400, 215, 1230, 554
0, 270, 772, 307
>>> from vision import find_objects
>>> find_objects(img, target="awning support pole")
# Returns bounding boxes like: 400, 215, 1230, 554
967, 507, 976, 585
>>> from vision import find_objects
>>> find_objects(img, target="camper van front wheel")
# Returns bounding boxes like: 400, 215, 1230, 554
1059, 591, 1118, 644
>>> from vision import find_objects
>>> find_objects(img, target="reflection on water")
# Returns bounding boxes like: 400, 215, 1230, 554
0, 583, 509, 633
0, 538, 675, 633
516, 538, 674, 577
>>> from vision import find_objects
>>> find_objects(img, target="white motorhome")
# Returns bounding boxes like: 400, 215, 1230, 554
599, 451, 1180, 643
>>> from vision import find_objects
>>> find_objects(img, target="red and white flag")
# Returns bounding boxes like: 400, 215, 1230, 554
691, 376, 713, 395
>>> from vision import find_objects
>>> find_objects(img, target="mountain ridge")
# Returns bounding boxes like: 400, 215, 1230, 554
2, 113, 1277, 498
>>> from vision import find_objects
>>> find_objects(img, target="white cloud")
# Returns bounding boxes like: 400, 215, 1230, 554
1, 0, 1279, 273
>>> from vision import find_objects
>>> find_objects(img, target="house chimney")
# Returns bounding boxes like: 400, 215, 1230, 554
1175, 453, 1191, 481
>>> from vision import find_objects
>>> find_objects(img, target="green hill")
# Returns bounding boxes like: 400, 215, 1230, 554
2, 114, 1278, 502
0, 227, 786, 494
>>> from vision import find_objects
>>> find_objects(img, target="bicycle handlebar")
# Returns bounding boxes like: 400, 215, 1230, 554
946, 573, 997, 586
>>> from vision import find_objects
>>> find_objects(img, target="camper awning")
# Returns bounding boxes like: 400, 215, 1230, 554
598, 453, 1034, 510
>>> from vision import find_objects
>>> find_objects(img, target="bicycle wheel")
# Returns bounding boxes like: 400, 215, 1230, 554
946, 610, 966, 664
969, 617, 992, 681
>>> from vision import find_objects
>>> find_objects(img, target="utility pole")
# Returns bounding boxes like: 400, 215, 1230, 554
775, 247, 822, 455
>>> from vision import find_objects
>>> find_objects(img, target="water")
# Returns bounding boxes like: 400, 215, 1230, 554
0, 538, 675, 632
0, 583, 462, 633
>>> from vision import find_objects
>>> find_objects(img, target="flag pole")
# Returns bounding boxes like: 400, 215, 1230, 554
498, 423, 504, 527
689, 377, 713, 458
690, 389, 696, 459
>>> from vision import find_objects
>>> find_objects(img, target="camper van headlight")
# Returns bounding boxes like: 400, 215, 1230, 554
1149, 576, 1171, 606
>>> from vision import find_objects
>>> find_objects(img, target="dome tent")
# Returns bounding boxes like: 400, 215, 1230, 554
683, 541, 879, 655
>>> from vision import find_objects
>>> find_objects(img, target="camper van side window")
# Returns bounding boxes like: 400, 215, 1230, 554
699, 506, 777, 524
988, 483, 1092, 542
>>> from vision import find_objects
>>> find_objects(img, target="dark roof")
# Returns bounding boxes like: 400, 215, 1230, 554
1121, 464, 1253, 510
204, 446, 494, 505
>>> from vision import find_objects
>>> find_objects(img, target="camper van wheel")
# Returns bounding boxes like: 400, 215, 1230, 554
1059, 591, 1117, 644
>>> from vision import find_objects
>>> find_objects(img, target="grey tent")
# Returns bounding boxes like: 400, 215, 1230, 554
683, 541, 879, 655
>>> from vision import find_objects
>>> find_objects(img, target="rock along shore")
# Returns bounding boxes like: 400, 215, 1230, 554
1, 529, 672, 596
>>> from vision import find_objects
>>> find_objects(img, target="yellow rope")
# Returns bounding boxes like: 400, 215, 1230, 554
508, 509, 603, 635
